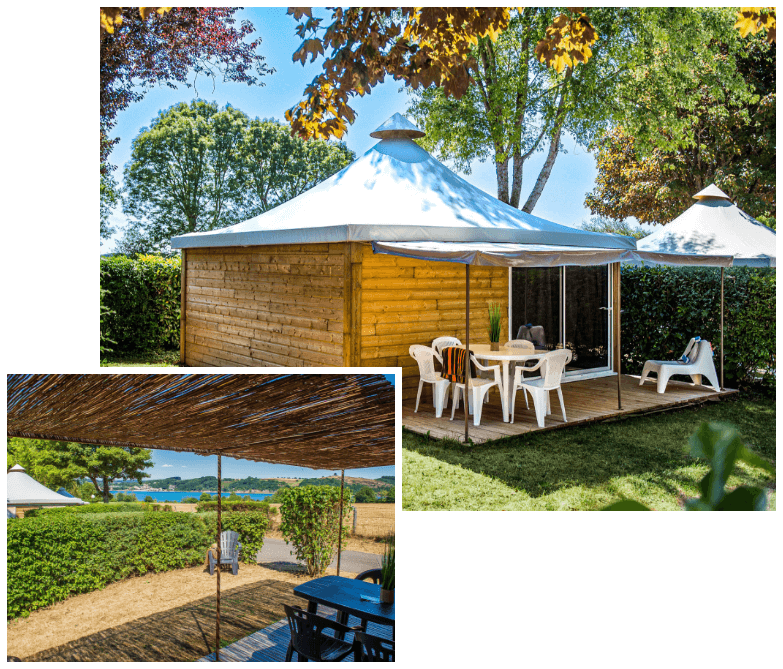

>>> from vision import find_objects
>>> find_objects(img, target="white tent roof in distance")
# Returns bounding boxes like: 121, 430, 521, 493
637, 185, 776, 267
171, 114, 635, 251
7, 464, 86, 506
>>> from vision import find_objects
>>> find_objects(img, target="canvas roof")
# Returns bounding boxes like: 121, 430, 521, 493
637, 186, 776, 267
7, 464, 86, 506
171, 114, 634, 251
7, 374, 395, 470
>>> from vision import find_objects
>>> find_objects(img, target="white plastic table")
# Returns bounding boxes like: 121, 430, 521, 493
468, 344, 546, 423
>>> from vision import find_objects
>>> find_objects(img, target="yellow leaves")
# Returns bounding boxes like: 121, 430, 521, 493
735, 7, 776, 42
100, 7, 171, 35
535, 11, 599, 74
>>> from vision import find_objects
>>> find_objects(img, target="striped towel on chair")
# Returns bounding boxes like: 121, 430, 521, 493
442, 346, 474, 384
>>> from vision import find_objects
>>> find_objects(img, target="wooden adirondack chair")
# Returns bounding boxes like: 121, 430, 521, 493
208, 530, 242, 575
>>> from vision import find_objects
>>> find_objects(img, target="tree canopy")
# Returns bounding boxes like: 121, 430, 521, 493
100, 7, 271, 171
585, 29, 775, 225
121, 100, 355, 252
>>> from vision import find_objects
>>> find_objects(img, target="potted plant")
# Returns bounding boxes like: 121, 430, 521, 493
487, 301, 502, 351
380, 534, 394, 604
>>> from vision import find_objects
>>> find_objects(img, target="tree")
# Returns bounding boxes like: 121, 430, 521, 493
100, 7, 270, 170
355, 486, 378, 503
35, 443, 153, 503
7, 438, 79, 490
144, 495, 155, 503
228, 492, 241, 501
199, 492, 213, 502
408, 7, 633, 211
585, 32, 775, 225
581, 216, 650, 240
122, 104, 354, 251
383, 487, 395, 503
240, 118, 354, 217
182, 496, 199, 503
100, 168, 119, 241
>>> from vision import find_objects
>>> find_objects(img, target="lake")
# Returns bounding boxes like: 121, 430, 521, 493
109, 491, 272, 503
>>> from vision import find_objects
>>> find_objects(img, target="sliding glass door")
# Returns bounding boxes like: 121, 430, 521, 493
511, 265, 612, 378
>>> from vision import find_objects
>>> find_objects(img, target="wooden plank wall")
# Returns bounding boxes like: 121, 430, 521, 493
359, 245, 509, 400
183, 244, 348, 367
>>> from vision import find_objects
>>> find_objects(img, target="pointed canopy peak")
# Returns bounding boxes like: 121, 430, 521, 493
8, 464, 25, 472
370, 112, 425, 139
694, 184, 732, 201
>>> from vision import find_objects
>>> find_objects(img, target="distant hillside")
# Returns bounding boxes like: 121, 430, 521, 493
113, 474, 391, 493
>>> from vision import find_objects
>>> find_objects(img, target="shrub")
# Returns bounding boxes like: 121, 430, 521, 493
200, 511, 269, 564
196, 499, 272, 514
144, 495, 155, 503
181, 496, 199, 504
24, 502, 147, 518
199, 492, 213, 502
7, 512, 213, 618
100, 254, 181, 353
278, 486, 353, 577
621, 265, 775, 390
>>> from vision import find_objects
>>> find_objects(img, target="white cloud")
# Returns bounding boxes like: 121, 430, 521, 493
162, 464, 173, 468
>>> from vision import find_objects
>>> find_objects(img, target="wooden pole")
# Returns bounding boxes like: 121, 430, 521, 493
180, 248, 187, 366
612, 263, 622, 410
216, 454, 221, 662
336, 469, 345, 576
465, 264, 470, 443
720, 267, 724, 390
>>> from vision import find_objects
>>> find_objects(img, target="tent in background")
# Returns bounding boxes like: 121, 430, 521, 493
7, 464, 87, 509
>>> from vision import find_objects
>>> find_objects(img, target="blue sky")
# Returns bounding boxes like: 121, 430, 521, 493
104, 6, 606, 252
145, 373, 396, 481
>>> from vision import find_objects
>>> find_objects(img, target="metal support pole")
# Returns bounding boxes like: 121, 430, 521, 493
612, 263, 622, 410
720, 267, 724, 390
216, 454, 221, 662
465, 264, 470, 443
337, 469, 345, 576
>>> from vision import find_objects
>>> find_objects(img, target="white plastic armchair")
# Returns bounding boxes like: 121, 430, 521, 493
640, 339, 720, 394
511, 349, 572, 427
432, 336, 462, 357
450, 354, 505, 426
504, 339, 536, 408
409, 345, 450, 417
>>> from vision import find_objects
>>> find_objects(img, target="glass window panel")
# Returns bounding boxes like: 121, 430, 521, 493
510, 267, 561, 352
564, 266, 609, 372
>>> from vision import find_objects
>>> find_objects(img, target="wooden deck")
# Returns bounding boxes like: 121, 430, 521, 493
198, 607, 393, 662
404, 374, 737, 443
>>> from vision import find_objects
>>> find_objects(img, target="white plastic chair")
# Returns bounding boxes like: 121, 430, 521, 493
449, 354, 505, 426
504, 339, 536, 409
432, 336, 462, 357
640, 339, 720, 394
409, 345, 451, 417
510, 349, 572, 427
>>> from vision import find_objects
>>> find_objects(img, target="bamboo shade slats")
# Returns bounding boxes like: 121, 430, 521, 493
7, 374, 395, 470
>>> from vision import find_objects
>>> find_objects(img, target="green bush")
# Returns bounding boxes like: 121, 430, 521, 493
200, 511, 269, 564
7, 512, 213, 618
100, 254, 181, 353
278, 486, 353, 576
181, 496, 199, 504
196, 499, 274, 516
24, 503, 147, 518
621, 265, 775, 390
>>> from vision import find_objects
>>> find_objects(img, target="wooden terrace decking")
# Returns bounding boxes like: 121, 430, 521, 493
403, 374, 737, 443
199, 607, 393, 662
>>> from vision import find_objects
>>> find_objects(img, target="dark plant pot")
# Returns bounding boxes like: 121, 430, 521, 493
490, 340, 500, 351
380, 588, 394, 604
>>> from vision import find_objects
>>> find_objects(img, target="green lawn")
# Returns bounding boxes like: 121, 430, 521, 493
100, 350, 180, 367
402, 394, 776, 511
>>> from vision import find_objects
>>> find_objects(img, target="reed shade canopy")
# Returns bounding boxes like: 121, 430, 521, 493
6, 374, 395, 470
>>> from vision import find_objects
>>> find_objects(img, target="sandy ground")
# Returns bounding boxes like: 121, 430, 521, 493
7, 561, 362, 660
264, 529, 386, 555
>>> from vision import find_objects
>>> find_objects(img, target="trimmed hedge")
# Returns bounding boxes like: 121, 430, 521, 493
7, 510, 269, 618
196, 500, 275, 515
7, 512, 212, 618
621, 265, 775, 390
100, 254, 181, 352
24, 503, 147, 518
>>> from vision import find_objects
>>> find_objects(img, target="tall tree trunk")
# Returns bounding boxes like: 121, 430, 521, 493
103, 478, 110, 504
509, 146, 524, 208
496, 156, 510, 203
522, 68, 572, 214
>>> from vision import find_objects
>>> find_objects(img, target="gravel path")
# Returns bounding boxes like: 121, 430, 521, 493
257, 537, 382, 574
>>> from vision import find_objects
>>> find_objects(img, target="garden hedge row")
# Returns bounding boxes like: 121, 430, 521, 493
24, 502, 148, 517
100, 254, 181, 352
620, 265, 775, 390
7, 511, 268, 619
196, 500, 275, 515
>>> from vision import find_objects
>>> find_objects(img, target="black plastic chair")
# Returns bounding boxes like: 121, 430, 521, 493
283, 605, 362, 662
355, 568, 382, 584
355, 631, 395, 662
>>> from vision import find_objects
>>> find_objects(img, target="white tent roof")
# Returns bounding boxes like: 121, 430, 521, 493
637, 186, 776, 267
171, 114, 634, 251
7, 464, 85, 506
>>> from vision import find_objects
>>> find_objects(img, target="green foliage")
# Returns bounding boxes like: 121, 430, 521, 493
144, 495, 155, 503
487, 302, 502, 342
181, 496, 198, 503
355, 486, 378, 503
100, 168, 119, 241
380, 535, 395, 590
115, 492, 138, 503
25, 503, 147, 518
603, 422, 775, 510
196, 500, 274, 518
377, 476, 395, 485
121, 102, 355, 251
296, 477, 390, 496
202, 511, 269, 564
100, 254, 181, 353
278, 486, 353, 576
7, 512, 213, 618
199, 492, 213, 502
227, 492, 241, 501
581, 216, 650, 240
621, 265, 776, 390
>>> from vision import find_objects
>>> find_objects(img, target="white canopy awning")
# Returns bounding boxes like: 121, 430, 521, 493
637, 186, 776, 267
371, 241, 733, 268
7, 464, 86, 506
